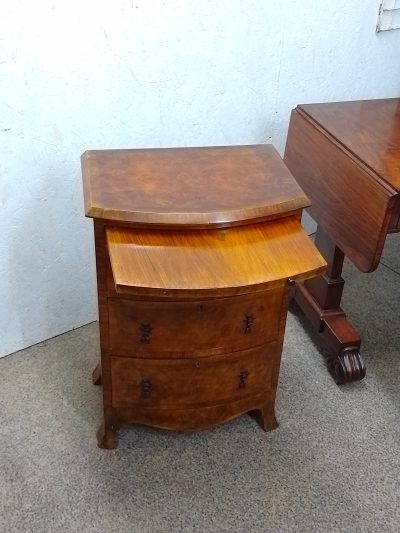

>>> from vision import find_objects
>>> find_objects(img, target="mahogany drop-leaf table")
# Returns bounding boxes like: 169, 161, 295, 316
284, 99, 400, 384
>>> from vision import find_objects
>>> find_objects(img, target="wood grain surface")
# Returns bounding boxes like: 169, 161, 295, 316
111, 391, 279, 432
82, 145, 309, 228
106, 216, 326, 297
108, 290, 283, 357
110, 343, 277, 409
299, 98, 400, 192
284, 106, 398, 273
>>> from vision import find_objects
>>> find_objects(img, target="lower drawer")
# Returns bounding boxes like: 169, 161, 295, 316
110, 343, 278, 409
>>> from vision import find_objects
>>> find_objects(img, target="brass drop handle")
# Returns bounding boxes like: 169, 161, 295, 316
243, 313, 255, 334
238, 370, 249, 388
140, 379, 152, 398
139, 323, 152, 344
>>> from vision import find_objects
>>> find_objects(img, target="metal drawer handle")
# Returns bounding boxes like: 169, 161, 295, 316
243, 313, 255, 334
238, 370, 249, 388
139, 323, 152, 344
140, 379, 152, 398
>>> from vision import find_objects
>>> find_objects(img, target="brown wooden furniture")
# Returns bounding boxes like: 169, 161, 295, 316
284, 98, 400, 384
81, 145, 326, 448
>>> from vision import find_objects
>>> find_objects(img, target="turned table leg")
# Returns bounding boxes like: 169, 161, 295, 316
295, 225, 366, 384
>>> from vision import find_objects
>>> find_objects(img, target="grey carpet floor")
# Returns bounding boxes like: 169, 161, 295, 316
1, 236, 399, 533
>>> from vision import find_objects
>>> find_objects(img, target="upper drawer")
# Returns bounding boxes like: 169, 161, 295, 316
108, 289, 284, 358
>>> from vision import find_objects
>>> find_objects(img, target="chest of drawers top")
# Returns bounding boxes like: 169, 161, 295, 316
81, 144, 310, 229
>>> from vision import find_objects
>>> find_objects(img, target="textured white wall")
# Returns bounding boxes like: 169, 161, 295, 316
1, 0, 399, 357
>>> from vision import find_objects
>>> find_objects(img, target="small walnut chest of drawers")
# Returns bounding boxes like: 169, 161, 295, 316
81, 145, 326, 448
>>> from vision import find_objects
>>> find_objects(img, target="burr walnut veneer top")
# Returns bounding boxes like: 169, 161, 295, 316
82, 144, 309, 228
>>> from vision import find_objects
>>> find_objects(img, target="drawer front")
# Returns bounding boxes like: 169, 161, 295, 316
108, 289, 284, 357
110, 343, 277, 408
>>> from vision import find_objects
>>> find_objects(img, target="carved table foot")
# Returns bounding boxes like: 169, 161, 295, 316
329, 347, 366, 385
291, 225, 367, 385
96, 420, 118, 449
295, 281, 365, 385
92, 363, 102, 386
249, 404, 278, 432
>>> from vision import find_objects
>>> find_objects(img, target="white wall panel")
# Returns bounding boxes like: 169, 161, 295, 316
1, 0, 399, 357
